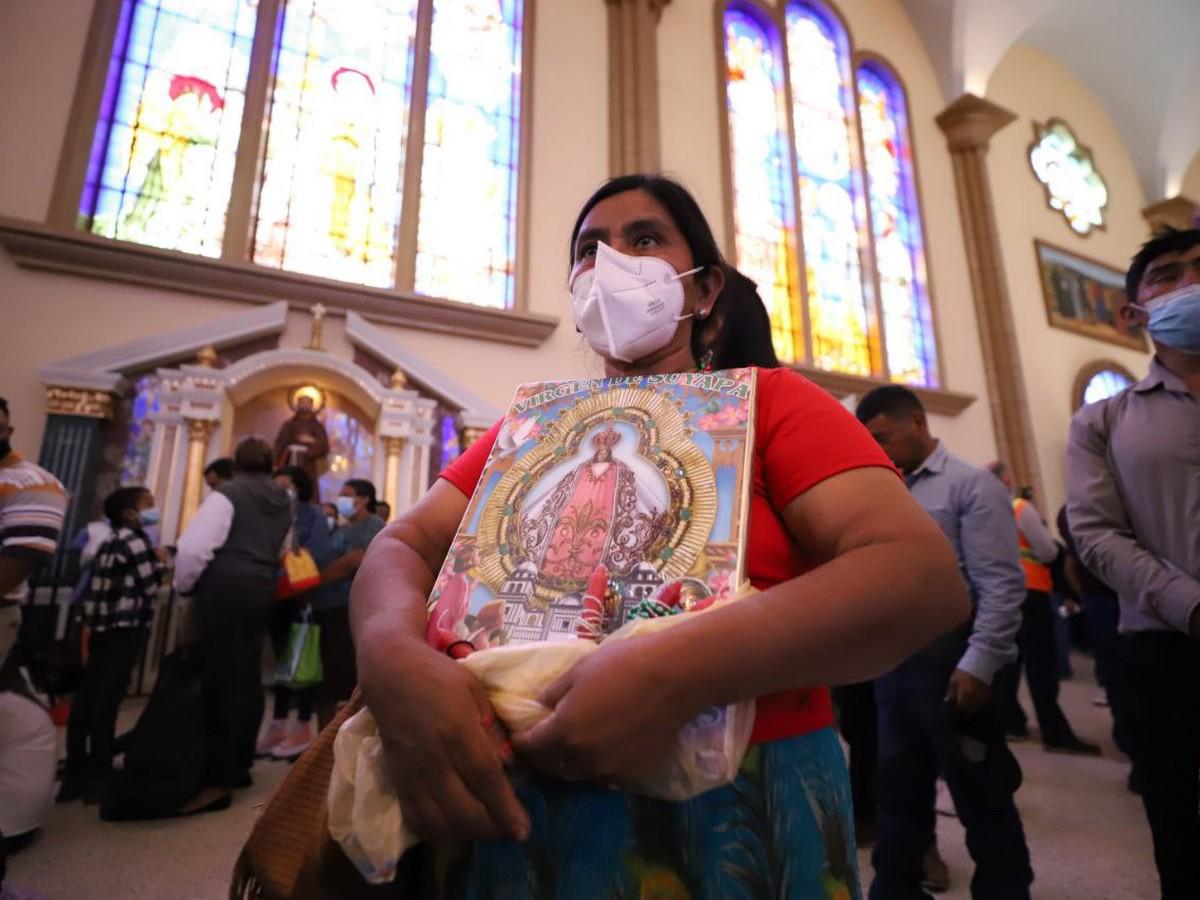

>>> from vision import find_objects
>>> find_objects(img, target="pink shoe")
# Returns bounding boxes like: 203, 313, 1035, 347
271, 720, 314, 759
255, 719, 289, 757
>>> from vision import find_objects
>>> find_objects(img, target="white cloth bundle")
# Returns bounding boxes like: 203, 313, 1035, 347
327, 607, 756, 885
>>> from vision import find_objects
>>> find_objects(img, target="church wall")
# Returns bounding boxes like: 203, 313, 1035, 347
1181, 151, 1200, 202
657, 0, 1001, 467
0, 0, 611, 463
985, 43, 1153, 519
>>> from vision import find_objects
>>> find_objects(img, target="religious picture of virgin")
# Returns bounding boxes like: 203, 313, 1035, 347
425, 369, 758, 650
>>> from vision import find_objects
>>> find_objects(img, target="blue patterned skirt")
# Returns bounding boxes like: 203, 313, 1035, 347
401, 727, 860, 900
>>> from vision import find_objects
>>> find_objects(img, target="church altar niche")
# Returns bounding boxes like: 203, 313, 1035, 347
234, 386, 376, 502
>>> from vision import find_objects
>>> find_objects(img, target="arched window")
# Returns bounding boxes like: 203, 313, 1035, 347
721, 0, 939, 388
857, 58, 938, 387
76, 0, 526, 310
1073, 362, 1135, 409
722, 7, 800, 360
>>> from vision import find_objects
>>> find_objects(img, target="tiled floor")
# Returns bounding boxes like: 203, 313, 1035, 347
7, 655, 1155, 899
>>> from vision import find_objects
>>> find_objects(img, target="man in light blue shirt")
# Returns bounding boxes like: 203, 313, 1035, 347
858, 385, 1031, 900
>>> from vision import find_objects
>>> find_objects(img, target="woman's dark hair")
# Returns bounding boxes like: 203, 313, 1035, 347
569, 174, 780, 370
104, 486, 149, 525
233, 437, 274, 475
344, 478, 378, 514
274, 465, 314, 503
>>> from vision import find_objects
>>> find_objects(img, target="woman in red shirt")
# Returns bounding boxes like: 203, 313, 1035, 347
350, 175, 967, 897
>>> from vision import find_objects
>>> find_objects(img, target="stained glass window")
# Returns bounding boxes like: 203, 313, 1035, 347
121, 375, 160, 484
253, 0, 418, 286
721, 1, 940, 387
723, 5, 801, 362
80, 0, 257, 256
318, 397, 376, 503
1081, 369, 1132, 406
81, 0, 527, 310
439, 412, 462, 470
858, 62, 938, 387
785, 2, 873, 377
1029, 120, 1108, 236
414, 0, 524, 309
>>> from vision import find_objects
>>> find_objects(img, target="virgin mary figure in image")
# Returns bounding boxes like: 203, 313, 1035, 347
519, 425, 665, 585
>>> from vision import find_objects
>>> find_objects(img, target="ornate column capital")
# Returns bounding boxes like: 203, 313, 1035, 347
935, 94, 1017, 153
45, 386, 114, 419
382, 436, 407, 457
1143, 195, 1200, 233
185, 417, 218, 442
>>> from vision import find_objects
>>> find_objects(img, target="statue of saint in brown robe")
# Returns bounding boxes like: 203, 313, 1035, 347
274, 395, 330, 488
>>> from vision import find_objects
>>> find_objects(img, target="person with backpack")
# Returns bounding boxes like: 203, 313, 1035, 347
57, 486, 163, 803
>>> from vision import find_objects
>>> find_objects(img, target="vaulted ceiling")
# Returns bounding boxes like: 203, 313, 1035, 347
896, 0, 1200, 202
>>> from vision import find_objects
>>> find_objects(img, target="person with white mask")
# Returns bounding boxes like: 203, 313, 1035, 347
1068, 227, 1200, 900
58, 486, 164, 803
343, 174, 969, 897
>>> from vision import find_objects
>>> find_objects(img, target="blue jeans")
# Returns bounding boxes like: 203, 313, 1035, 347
870, 635, 1033, 900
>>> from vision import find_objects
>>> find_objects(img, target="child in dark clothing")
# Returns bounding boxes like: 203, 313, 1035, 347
58, 486, 164, 803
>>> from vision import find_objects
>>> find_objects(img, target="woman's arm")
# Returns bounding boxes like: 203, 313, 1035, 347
350, 480, 530, 843
514, 467, 968, 781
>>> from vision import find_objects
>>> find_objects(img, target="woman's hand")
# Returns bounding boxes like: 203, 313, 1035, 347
359, 637, 530, 844
511, 633, 697, 783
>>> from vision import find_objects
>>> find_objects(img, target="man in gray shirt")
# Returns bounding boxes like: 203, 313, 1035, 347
1067, 226, 1200, 900
858, 386, 1031, 900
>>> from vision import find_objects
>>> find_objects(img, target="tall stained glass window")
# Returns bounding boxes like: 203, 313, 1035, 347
253, 0, 419, 287
786, 2, 872, 377
858, 61, 938, 387
721, 1, 938, 387
414, 0, 524, 309
80, 0, 257, 256
78, 0, 527, 311
723, 6, 800, 362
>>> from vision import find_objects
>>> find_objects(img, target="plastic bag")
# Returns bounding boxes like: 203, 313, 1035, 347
274, 615, 323, 688
327, 596, 755, 885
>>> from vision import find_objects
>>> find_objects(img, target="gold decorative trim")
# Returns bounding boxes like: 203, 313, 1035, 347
45, 386, 114, 420
195, 345, 219, 368
186, 418, 218, 442
382, 436, 406, 457
475, 386, 716, 601
461, 426, 489, 449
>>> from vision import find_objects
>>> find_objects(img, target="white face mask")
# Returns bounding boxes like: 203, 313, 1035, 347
569, 242, 702, 363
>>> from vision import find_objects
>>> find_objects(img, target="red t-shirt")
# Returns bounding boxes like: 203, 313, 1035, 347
440, 367, 896, 743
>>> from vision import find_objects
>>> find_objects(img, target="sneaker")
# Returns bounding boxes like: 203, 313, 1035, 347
271, 720, 314, 760
256, 719, 289, 757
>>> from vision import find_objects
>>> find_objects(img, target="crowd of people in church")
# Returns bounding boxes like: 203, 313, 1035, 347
1, 175, 1198, 899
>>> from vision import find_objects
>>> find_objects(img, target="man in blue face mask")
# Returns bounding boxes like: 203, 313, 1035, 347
1067, 226, 1200, 900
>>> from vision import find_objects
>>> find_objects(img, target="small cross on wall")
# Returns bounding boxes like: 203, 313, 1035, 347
307, 302, 327, 351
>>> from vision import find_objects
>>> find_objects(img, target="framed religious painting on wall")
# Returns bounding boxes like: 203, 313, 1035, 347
1034, 240, 1148, 352
425, 369, 758, 649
